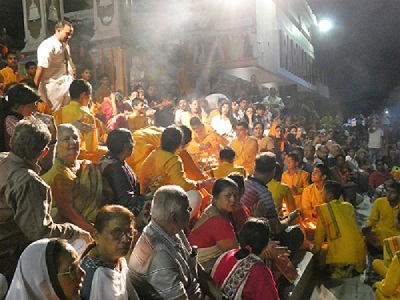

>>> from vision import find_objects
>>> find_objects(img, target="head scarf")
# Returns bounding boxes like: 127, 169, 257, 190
6, 239, 67, 300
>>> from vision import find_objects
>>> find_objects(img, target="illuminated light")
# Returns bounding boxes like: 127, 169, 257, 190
318, 19, 333, 33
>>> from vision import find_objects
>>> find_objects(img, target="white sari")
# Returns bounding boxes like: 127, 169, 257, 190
6, 239, 62, 300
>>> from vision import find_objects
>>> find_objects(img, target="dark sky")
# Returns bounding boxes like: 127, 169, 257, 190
308, 0, 400, 111
2, 0, 400, 113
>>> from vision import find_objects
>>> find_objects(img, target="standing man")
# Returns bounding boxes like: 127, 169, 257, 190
262, 87, 285, 117
35, 20, 75, 112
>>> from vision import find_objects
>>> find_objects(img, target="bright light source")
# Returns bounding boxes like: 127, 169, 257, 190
318, 19, 333, 33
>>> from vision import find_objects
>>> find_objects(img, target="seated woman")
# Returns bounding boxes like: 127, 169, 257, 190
100, 128, 152, 231
80, 205, 139, 300
252, 122, 274, 153
211, 218, 280, 300
243, 105, 256, 134
210, 100, 235, 138
6, 238, 85, 300
188, 178, 239, 272
42, 124, 109, 234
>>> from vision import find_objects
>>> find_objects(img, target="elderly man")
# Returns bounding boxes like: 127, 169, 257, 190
35, 20, 75, 112
129, 185, 228, 300
0, 119, 91, 285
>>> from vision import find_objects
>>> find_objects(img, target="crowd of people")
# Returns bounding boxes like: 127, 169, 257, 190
0, 20, 400, 299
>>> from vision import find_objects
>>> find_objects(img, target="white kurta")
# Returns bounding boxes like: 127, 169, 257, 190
37, 35, 73, 112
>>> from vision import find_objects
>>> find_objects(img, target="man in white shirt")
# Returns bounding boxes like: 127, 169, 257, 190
174, 99, 187, 125
34, 20, 74, 112
262, 87, 285, 117
368, 118, 384, 164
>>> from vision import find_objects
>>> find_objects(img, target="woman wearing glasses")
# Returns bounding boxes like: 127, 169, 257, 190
80, 205, 139, 300
6, 238, 85, 300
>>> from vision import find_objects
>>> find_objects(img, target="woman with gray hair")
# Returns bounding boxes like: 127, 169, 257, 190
42, 124, 110, 234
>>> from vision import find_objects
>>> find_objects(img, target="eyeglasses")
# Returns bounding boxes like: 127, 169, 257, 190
57, 263, 79, 280
105, 228, 136, 241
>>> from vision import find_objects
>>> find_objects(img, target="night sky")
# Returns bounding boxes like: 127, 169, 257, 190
2, 0, 400, 114
308, 0, 400, 113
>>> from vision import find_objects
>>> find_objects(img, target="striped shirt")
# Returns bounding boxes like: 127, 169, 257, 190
241, 175, 278, 219
129, 221, 201, 299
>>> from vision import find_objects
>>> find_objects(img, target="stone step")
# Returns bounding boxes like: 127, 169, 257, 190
287, 251, 315, 300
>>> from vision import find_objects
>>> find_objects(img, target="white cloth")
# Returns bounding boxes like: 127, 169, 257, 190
6, 239, 59, 300
210, 115, 233, 136
174, 108, 185, 123
37, 35, 73, 112
368, 128, 384, 149
88, 260, 139, 300
205, 94, 229, 110
262, 96, 285, 115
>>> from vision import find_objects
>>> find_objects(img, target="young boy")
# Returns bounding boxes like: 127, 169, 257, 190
127, 97, 148, 132
313, 180, 366, 278
0, 50, 24, 85
254, 103, 269, 125
208, 147, 246, 179
24, 61, 37, 81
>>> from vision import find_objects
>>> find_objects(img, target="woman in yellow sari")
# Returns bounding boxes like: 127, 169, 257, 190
42, 124, 109, 234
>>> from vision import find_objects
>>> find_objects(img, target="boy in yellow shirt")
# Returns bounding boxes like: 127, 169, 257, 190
312, 180, 366, 278
208, 147, 246, 179
54, 79, 107, 162
127, 97, 148, 132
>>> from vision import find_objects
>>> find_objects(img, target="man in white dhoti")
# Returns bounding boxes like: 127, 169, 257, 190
34, 20, 75, 112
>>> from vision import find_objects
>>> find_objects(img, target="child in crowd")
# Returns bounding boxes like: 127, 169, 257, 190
24, 61, 37, 81
208, 147, 246, 179
127, 97, 148, 132
312, 180, 366, 278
